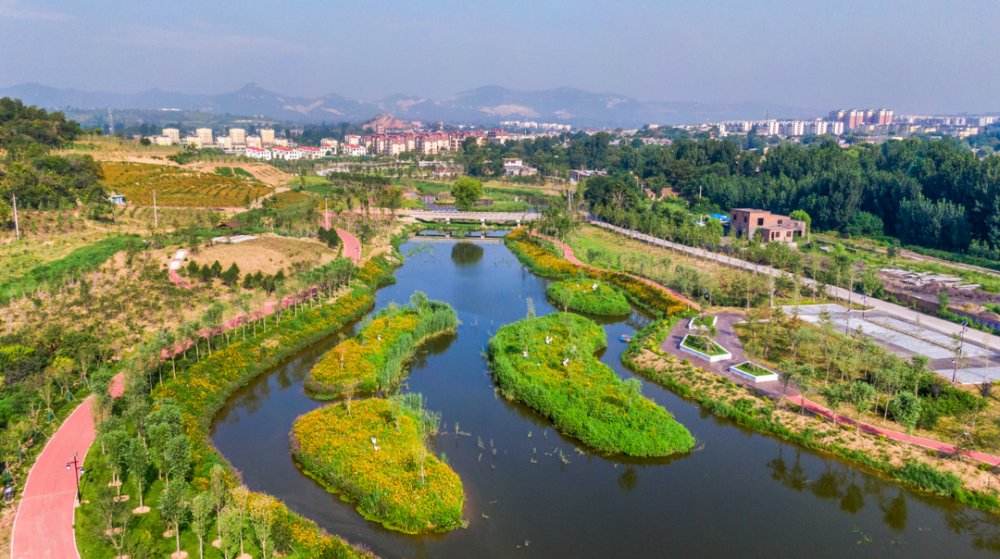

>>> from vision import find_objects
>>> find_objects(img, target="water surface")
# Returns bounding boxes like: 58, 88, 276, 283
212, 239, 1000, 558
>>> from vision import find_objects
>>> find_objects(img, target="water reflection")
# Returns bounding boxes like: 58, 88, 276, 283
450, 242, 484, 266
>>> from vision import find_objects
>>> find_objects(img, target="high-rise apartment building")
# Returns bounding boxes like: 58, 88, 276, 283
261, 129, 275, 146
196, 128, 213, 146
229, 128, 246, 146
162, 128, 181, 144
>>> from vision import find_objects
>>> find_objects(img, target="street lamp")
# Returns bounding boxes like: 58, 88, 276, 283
66, 452, 82, 504
952, 322, 969, 384
861, 292, 869, 320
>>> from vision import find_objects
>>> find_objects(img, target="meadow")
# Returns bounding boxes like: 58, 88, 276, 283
546, 278, 631, 315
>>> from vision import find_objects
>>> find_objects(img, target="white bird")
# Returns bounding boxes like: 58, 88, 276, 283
592, 284, 598, 291
563, 358, 569, 367
374, 445, 380, 452
523, 351, 529, 357
377, 334, 382, 341
371, 437, 377, 445
545, 336, 552, 345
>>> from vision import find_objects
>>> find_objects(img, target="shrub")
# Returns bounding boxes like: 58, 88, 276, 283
546, 277, 630, 315
895, 462, 961, 496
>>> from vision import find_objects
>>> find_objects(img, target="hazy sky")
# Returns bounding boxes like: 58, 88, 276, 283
1, 0, 997, 114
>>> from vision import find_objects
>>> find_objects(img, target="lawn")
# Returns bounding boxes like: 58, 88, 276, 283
681, 335, 728, 356
488, 312, 695, 456
692, 315, 715, 328
732, 362, 774, 377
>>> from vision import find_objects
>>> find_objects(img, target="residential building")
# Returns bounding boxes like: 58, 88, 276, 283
320, 138, 339, 148
108, 193, 126, 204
828, 121, 844, 135
275, 138, 290, 147
261, 129, 275, 146
729, 208, 807, 243
154, 136, 173, 146
245, 146, 272, 160
296, 147, 325, 160
755, 120, 779, 136
184, 136, 202, 148
807, 120, 828, 135
569, 169, 606, 184
342, 144, 366, 157
345, 134, 361, 145
247, 136, 262, 148
779, 121, 806, 136
196, 128, 213, 146
162, 128, 181, 144
229, 128, 246, 146
216, 137, 233, 150
270, 146, 301, 160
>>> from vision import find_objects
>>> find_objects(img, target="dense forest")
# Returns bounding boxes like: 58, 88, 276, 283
0, 97, 107, 213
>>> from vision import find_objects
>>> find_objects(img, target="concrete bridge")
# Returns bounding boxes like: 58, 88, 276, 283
401, 209, 541, 224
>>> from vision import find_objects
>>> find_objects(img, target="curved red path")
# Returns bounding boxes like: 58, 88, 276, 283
530, 231, 702, 311
12, 375, 124, 559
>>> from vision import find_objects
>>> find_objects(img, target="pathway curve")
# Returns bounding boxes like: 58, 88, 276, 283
655, 311, 1000, 466
591, 220, 1000, 350
530, 231, 702, 311
11, 375, 124, 559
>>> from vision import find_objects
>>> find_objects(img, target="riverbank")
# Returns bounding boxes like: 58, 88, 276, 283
488, 313, 695, 456
75, 252, 407, 559
291, 398, 465, 534
504, 228, 695, 318
546, 278, 631, 315
623, 319, 1000, 513
304, 296, 458, 399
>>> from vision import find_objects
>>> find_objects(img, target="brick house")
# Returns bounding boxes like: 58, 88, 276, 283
729, 208, 806, 243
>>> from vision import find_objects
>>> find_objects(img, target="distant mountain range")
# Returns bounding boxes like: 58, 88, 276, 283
0, 82, 824, 128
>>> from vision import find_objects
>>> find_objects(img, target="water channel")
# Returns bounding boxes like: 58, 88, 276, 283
211, 238, 1000, 558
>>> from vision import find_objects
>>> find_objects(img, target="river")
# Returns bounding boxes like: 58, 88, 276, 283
211, 238, 1000, 558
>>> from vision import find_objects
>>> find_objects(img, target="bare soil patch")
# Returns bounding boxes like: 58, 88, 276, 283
185, 234, 338, 276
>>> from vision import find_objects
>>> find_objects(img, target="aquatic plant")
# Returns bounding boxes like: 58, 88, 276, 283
546, 277, 631, 315
487, 312, 695, 456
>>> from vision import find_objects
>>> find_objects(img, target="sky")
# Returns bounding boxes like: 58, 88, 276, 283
1, 0, 998, 114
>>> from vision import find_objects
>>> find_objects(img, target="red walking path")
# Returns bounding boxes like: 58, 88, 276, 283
11, 375, 124, 559
13, 227, 365, 559
530, 231, 702, 311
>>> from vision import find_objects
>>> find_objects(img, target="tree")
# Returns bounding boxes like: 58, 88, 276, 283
210, 464, 228, 547
164, 434, 191, 486
94, 486, 131, 559
159, 480, 189, 559
227, 485, 250, 557
889, 392, 922, 442
789, 210, 811, 238
451, 177, 483, 211
191, 493, 213, 559
125, 437, 150, 513
849, 381, 877, 434
221, 263, 241, 286
250, 494, 276, 559
103, 429, 128, 494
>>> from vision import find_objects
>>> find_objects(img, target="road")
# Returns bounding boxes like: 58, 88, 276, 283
590, 220, 1000, 351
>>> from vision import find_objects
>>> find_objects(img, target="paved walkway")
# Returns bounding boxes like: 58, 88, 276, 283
12, 375, 124, 559
530, 231, 702, 311
590, 220, 1000, 351
655, 311, 1000, 466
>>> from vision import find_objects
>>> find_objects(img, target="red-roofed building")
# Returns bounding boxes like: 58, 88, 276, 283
271, 146, 301, 160
245, 146, 272, 160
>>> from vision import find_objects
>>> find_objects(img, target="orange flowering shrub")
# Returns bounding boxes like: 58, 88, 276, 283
291, 399, 465, 533
506, 228, 693, 318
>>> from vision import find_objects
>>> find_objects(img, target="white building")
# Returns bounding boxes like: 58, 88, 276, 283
755, 120, 779, 136
270, 146, 301, 160
216, 137, 233, 150
320, 138, 339, 148
296, 147, 326, 160
828, 121, 844, 135
342, 144, 366, 157
245, 146, 272, 160
779, 121, 806, 136
162, 128, 181, 144
806, 120, 828, 135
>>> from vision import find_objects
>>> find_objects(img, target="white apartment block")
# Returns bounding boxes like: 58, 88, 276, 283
755, 120, 779, 135
216, 137, 233, 150
342, 144, 366, 156
297, 147, 326, 160
270, 146, 301, 160
245, 146, 272, 160
162, 128, 181, 144
779, 121, 806, 136
196, 128, 213, 146
247, 136, 262, 148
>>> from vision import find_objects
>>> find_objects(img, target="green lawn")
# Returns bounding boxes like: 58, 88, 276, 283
733, 362, 773, 377
681, 335, 728, 356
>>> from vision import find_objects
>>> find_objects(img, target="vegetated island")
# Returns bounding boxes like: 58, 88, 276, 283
292, 395, 465, 533
547, 277, 631, 315
487, 312, 695, 456
305, 292, 458, 399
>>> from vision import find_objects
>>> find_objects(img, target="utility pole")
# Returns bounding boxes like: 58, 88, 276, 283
67, 452, 82, 505
953, 322, 968, 384
153, 190, 158, 228
12, 194, 20, 241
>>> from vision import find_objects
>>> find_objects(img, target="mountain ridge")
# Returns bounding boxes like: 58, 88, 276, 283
0, 82, 824, 127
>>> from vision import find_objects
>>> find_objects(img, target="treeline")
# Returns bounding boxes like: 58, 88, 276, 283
1, 97, 109, 216
324, 171, 392, 188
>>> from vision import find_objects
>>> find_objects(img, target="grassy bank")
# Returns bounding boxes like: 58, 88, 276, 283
623, 319, 1000, 514
546, 278, 631, 315
304, 295, 458, 399
76, 252, 407, 559
504, 228, 694, 319
291, 398, 465, 533
487, 313, 695, 456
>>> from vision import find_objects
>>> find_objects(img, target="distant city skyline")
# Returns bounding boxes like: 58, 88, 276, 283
1, 0, 998, 114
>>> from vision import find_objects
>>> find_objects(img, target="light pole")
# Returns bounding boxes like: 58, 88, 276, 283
66, 452, 82, 504
861, 292, 869, 320
952, 322, 968, 384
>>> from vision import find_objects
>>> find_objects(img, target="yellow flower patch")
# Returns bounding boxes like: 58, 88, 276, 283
291, 399, 465, 533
